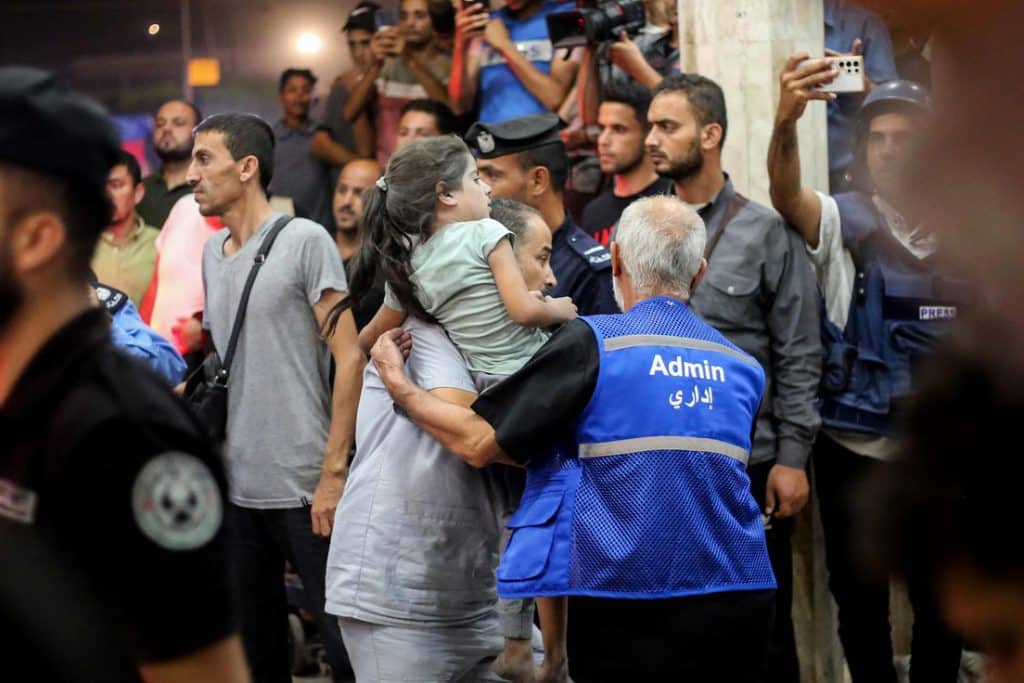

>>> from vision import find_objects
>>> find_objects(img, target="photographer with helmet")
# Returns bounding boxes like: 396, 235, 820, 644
768, 54, 964, 682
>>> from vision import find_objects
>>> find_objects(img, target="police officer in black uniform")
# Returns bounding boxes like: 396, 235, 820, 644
0, 67, 248, 682
466, 113, 619, 315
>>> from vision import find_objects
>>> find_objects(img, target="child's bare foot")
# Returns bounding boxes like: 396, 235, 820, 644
493, 637, 536, 682
537, 657, 571, 683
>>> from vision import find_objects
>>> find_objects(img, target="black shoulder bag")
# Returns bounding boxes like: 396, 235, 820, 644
184, 215, 291, 442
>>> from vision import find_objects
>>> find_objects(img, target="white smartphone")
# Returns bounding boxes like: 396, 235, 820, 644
818, 55, 865, 93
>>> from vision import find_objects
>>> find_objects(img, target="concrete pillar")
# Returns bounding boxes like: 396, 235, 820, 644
677, 0, 829, 205
677, 2, 842, 682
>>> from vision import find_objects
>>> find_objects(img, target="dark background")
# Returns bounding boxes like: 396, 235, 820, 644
1, 0, 367, 121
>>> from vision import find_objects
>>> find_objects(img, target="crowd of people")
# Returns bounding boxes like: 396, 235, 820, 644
7, 0, 1024, 682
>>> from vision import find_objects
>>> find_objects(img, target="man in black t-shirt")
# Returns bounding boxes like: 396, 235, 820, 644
581, 82, 672, 246
0, 67, 247, 683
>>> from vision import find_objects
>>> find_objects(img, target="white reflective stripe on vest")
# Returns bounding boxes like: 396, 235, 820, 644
603, 334, 759, 366
579, 435, 750, 466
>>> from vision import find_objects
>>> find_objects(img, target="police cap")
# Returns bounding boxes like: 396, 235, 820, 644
0, 67, 120, 196
465, 113, 563, 159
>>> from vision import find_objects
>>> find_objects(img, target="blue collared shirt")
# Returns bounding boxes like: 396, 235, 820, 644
110, 298, 187, 385
824, 0, 898, 173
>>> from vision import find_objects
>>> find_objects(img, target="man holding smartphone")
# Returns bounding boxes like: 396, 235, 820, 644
343, 0, 451, 165
449, 0, 578, 123
769, 57, 963, 682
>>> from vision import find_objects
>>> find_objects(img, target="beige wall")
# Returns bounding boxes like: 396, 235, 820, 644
677, 0, 829, 204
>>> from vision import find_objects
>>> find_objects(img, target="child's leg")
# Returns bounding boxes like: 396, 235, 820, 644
493, 598, 537, 682
537, 597, 569, 683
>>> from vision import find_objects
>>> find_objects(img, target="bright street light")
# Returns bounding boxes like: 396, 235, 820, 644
295, 33, 322, 55
148, 23, 161, 35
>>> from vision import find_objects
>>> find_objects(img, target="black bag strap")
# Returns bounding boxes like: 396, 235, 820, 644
704, 192, 749, 262
219, 214, 292, 377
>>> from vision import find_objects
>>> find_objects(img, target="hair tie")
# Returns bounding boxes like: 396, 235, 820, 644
375, 176, 388, 192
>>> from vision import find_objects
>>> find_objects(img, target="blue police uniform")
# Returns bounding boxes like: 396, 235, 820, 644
496, 297, 774, 599
549, 217, 619, 316
97, 283, 187, 386
478, 0, 573, 123
820, 192, 960, 436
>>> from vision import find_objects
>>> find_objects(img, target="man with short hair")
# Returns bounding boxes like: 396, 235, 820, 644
269, 68, 333, 229
370, 195, 776, 681
333, 158, 383, 330
646, 72, 821, 682
467, 113, 618, 315
311, 2, 377, 170
491, 198, 556, 296
189, 112, 363, 681
395, 98, 458, 149
138, 99, 200, 228
580, 82, 671, 246
769, 55, 962, 682
449, 0, 578, 123
0, 66, 248, 683
91, 149, 159, 307
345, 0, 451, 164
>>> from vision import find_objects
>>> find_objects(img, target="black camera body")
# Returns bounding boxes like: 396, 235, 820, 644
546, 0, 646, 49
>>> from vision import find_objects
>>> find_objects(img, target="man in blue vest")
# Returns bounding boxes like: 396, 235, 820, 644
448, 0, 578, 122
369, 195, 776, 681
768, 55, 963, 681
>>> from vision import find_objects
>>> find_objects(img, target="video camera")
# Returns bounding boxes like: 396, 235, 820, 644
546, 0, 646, 50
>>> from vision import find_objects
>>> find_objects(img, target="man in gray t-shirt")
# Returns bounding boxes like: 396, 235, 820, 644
193, 112, 363, 681
326, 318, 513, 680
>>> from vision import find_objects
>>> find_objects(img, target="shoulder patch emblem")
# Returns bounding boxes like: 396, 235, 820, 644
0, 479, 37, 525
583, 245, 611, 265
95, 285, 128, 314
132, 452, 222, 551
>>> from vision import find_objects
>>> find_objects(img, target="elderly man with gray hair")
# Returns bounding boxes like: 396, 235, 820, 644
370, 195, 777, 681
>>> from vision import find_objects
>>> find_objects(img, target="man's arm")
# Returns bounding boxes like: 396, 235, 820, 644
375, 320, 600, 468
139, 637, 249, 683
762, 223, 822, 518
351, 112, 374, 159
608, 33, 663, 89
372, 329, 513, 467
312, 292, 365, 537
344, 35, 392, 122
403, 51, 450, 103
767, 53, 838, 248
312, 79, 362, 166
577, 46, 601, 126
485, 20, 579, 112
449, 4, 487, 115
311, 129, 358, 167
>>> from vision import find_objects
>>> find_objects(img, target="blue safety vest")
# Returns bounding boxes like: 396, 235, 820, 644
820, 192, 961, 435
478, 0, 572, 124
497, 297, 775, 599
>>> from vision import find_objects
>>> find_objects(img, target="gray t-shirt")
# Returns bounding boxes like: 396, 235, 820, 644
202, 214, 348, 508
325, 319, 507, 626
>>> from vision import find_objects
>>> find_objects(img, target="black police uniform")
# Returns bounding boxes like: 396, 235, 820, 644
549, 215, 618, 315
466, 113, 619, 315
0, 67, 235, 681
0, 311, 236, 681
